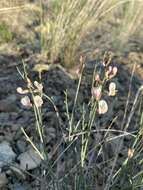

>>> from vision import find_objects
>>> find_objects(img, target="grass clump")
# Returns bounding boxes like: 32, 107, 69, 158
40, 0, 118, 66
0, 22, 12, 44
38, 0, 143, 67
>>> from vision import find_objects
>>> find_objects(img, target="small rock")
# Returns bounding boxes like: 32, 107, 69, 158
45, 127, 56, 140
18, 148, 42, 170
52, 95, 61, 105
11, 124, 19, 132
67, 89, 76, 100
16, 140, 27, 153
7, 95, 17, 102
0, 173, 8, 188
0, 141, 16, 168
11, 183, 27, 190
10, 164, 26, 180
0, 113, 9, 125
0, 136, 4, 143
0, 95, 17, 112
13, 130, 23, 141
4, 133, 14, 142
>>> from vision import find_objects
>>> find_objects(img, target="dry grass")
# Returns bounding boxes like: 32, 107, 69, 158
112, 0, 143, 48
0, 0, 143, 67
40, 0, 119, 66
38, 0, 143, 67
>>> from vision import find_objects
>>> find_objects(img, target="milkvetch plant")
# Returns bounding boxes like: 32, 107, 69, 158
65, 53, 118, 166
17, 66, 45, 160
17, 53, 118, 168
17, 62, 64, 162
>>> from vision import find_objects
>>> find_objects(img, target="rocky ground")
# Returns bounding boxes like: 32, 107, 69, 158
0, 1, 143, 188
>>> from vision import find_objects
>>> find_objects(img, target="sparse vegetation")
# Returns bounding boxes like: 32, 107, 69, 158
0, 0, 143, 189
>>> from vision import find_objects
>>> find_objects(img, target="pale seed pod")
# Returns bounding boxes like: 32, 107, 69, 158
91, 86, 102, 100
21, 96, 32, 108
109, 82, 116, 96
33, 95, 43, 108
112, 67, 118, 76
98, 100, 108, 114
17, 87, 29, 94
